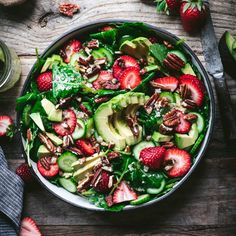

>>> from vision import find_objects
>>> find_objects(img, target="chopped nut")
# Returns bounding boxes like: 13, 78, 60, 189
159, 124, 173, 135
94, 96, 109, 103
163, 159, 175, 171
127, 115, 140, 137
56, 97, 73, 109
87, 39, 99, 49
163, 40, 174, 49
182, 99, 197, 109
107, 152, 120, 161
157, 96, 169, 108
66, 146, 83, 156
79, 103, 92, 116
77, 173, 94, 193
94, 58, 107, 65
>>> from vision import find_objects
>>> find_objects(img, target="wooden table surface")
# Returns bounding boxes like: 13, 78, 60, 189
0, 0, 236, 235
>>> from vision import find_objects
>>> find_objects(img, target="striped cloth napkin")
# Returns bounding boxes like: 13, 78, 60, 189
0, 146, 24, 236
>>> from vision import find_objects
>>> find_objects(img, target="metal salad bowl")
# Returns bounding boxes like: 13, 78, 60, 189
17, 20, 215, 211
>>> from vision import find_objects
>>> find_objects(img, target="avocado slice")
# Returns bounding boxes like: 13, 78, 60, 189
37, 145, 50, 158
152, 132, 173, 143
119, 37, 152, 59
41, 98, 62, 122
30, 113, 45, 132
46, 132, 63, 146
181, 63, 196, 76
41, 54, 63, 73
175, 124, 199, 149
219, 31, 236, 78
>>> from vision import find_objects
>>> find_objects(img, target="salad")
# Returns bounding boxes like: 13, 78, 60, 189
17, 22, 209, 211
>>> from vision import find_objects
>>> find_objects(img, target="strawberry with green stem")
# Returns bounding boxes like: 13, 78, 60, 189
180, 0, 207, 33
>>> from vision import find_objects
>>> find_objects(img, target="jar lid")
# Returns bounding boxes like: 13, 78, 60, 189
0, 40, 12, 89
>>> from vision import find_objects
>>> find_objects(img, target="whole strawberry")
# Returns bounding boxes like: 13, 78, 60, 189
156, 0, 181, 15
139, 146, 166, 170
16, 163, 35, 184
180, 0, 207, 33
36, 71, 52, 92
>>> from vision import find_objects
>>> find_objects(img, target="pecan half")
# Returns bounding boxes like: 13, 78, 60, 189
77, 173, 94, 193
182, 99, 197, 109
179, 84, 191, 100
144, 93, 159, 114
62, 135, 73, 148
99, 79, 120, 90
40, 157, 51, 170
164, 53, 185, 71
107, 151, 120, 161
163, 109, 180, 127
79, 103, 92, 116
59, 3, 80, 17
157, 96, 169, 108
159, 124, 173, 135
65, 146, 83, 156
38, 133, 57, 153
163, 40, 174, 49
183, 113, 198, 122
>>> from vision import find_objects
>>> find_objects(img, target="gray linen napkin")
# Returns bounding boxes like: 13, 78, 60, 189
0, 146, 24, 235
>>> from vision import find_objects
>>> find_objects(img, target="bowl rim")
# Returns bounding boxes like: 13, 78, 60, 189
17, 19, 215, 212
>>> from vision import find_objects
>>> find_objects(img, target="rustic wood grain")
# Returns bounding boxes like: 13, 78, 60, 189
0, 0, 236, 235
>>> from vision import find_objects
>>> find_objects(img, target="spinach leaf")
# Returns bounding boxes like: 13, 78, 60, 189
52, 64, 83, 98
90, 29, 117, 45
150, 43, 169, 65
16, 92, 37, 111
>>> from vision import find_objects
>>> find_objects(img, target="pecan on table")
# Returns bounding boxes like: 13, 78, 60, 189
144, 93, 159, 114
59, 3, 80, 17
163, 109, 180, 127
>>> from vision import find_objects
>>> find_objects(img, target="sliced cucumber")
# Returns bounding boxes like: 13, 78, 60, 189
72, 119, 86, 140
92, 47, 114, 67
147, 179, 166, 194
59, 178, 77, 193
130, 194, 151, 206
85, 118, 94, 138
133, 141, 155, 160
159, 92, 175, 103
58, 152, 78, 172
189, 112, 205, 133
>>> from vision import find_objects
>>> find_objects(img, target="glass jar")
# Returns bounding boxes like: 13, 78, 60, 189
0, 39, 21, 93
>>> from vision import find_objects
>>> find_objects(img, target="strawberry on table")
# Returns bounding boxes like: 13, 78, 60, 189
16, 163, 34, 184
76, 139, 95, 156
151, 76, 179, 92
20, 217, 42, 236
163, 148, 191, 177
180, 0, 207, 33
36, 71, 52, 92
112, 55, 140, 79
0, 115, 14, 138
61, 39, 82, 63
179, 74, 204, 107
156, 0, 181, 15
53, 109, 77, 136
119, 67, 141, 90
139, 146, 166, 170
113, 181, 137, 204
175, 110, 191, 134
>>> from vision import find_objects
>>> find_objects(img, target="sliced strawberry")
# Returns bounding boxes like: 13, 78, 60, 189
92, 170, 113, 193
76, 139, 95, 156
163, 148, 191, 178
20, 217, 42, 236
61, 39, 82, 63
16, 163, 34, 184
179, 74, 204, 107
0, 115, 13, 137
92, 70, 120, 90
140, 146, 166, 170
113, 181, 137, 204
151, 76, 178, 92
36, 71, 52, 92
119, 67, 141, 90
37, 160, 59, 178
175, 110, 191, 134
112, 55, 140, 79
53, 109, 76, 136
